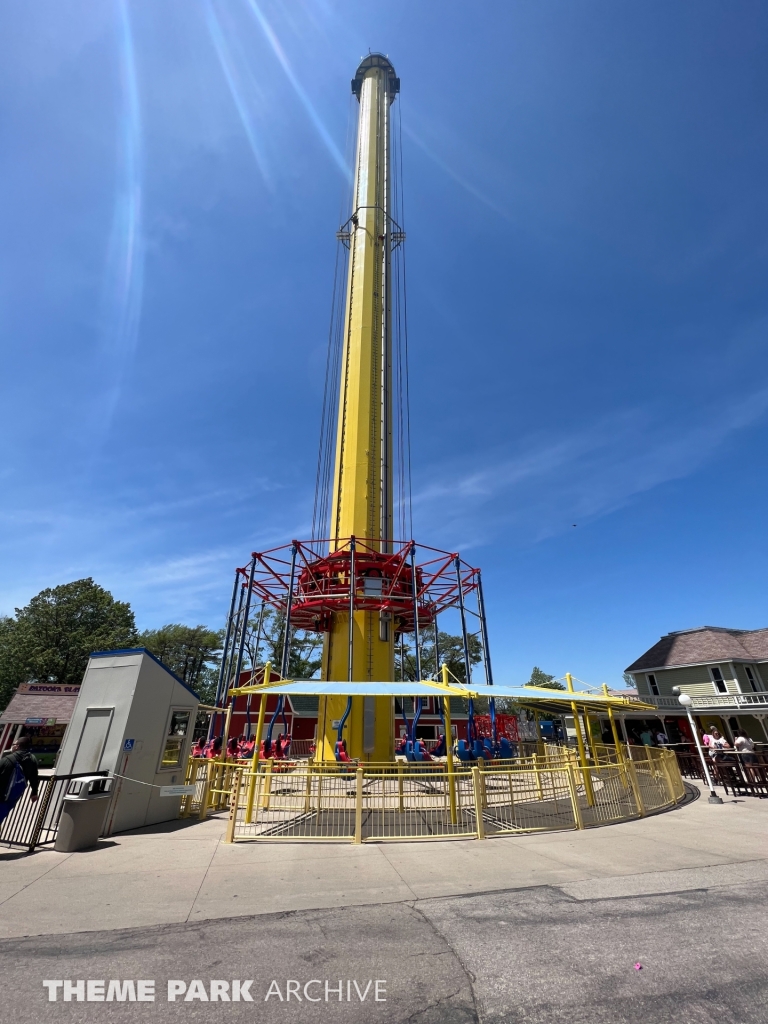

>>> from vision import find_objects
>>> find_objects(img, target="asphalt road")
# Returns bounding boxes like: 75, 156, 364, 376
2, 877, 767, 1024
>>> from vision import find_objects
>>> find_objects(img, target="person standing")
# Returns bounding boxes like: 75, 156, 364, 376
708, 728, 730, 762
734, 730, 757, 780
0, 735, 40, 825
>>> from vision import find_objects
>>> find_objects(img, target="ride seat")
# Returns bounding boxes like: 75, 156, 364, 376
335, 741, 353, 763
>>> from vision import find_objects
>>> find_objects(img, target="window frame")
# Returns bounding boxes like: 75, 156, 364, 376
646, 673, 659, 696
157, 706, 194, 773
745, 665, 761, 693
709, 666, 728, 694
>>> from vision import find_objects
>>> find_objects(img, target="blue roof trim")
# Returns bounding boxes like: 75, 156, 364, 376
89, 647, 202, 701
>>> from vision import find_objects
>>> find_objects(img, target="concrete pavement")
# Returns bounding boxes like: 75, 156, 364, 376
3, 865, 768, 1022
3, 781, 768, 1021
2, 781, 768, 937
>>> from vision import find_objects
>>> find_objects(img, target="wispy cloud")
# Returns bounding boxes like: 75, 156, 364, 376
242, 0, 349, 178
404, 122, 513, 223
97, 0, 144, 433
413, 387, 768, 548
203, 0, 272, 185
0, 470, 315, 625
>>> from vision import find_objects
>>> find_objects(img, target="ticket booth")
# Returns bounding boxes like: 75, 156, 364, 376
56, 648, 199, 835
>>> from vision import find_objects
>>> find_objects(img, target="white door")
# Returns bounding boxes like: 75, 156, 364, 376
70, 708, 114, 773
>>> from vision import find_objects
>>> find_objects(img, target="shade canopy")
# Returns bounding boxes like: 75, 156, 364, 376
228, 678, 655, 713
229, 679, 472, 699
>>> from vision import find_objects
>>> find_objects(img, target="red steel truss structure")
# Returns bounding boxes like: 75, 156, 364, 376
235, 537, 479, 635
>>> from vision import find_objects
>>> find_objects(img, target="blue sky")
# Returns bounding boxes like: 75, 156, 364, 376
1, 1, 767, 686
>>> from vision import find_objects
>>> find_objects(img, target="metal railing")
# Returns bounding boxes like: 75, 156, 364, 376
0, 771, 109, 852
638, 692, 768, 710
220, 748, 685, 844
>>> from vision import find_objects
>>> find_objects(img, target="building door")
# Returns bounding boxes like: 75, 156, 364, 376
69, 708, 114, 774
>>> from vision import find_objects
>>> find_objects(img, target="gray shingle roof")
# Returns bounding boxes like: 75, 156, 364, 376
287, 696, 319, 717
0, 692, 79, 725
626, 627, 768, 673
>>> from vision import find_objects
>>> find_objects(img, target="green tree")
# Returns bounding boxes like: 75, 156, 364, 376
396, 630, 483, 684
139, 624, 224, 700
244, 609, 323, 680
396, 630, 487, 711
0, 616, 19, 714
527, 666, 565, 690
0, 578, 138, 710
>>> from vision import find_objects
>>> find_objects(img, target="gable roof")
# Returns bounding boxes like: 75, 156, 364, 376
626, 627, 768, 673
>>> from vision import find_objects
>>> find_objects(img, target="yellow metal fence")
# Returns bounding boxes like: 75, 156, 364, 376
213, 748, 685, 844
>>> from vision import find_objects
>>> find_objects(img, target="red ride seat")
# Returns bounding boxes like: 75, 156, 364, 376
335, 741, 353, 763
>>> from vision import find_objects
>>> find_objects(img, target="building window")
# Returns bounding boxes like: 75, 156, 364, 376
160, 709, 191, 769
647, 674, 659, 696
745, 666, 760, 692
710, 666, 728, 694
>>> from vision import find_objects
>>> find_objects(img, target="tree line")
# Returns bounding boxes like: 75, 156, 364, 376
0, 579, 223, 711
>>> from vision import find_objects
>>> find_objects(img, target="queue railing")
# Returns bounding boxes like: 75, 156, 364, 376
0, 771, 109, 852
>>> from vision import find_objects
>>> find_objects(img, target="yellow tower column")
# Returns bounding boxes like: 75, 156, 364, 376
317, 55, 400, 762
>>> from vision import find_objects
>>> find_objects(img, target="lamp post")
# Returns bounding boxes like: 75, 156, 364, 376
673, 688, 723, 804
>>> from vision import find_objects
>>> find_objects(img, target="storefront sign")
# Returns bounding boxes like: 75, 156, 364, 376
25, 717, 57, 726
18, 683, 80, 695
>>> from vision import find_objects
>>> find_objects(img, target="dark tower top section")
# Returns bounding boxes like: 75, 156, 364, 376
352, 54, 400, 102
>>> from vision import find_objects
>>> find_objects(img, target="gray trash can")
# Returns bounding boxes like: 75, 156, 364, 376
54, 776, 114, 852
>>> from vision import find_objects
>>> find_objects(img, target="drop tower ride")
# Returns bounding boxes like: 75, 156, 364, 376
213, 56, 494, 764
319, 55, 400, 760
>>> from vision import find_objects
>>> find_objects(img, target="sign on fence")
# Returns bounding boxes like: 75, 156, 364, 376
159, 785, 196, 798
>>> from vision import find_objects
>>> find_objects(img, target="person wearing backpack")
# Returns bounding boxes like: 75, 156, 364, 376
0, 735, 40, 825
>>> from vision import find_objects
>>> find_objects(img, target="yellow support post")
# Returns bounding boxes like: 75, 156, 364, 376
583, 710, 596, 762
534, 709, 544, 755
476, 755, 487, 809
221, 700, 234, 761
566, 763, 585, 829
658, 749, 677, 806
261, 758, 273, 810
225, 769, 243, 844
245, 661, 271, 824
533, 753, 544, 800
198, 760, 213, 821
472, 766, 486, 839
354, 766, 364, 844
603, 684, 626, 765
253, 662, 270, 753
626, 758, 646, 817
397, 760, 404, 813
442, 668, 458, 826
566, 673, 594, 807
